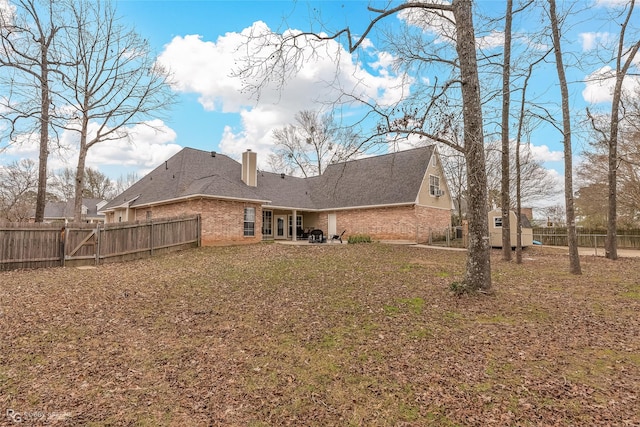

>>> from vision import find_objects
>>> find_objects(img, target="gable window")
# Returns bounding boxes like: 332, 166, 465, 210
262, 210, 272, 236
244, 207, 255, 237
429, 175, 440, 196
494, 217, 503, 228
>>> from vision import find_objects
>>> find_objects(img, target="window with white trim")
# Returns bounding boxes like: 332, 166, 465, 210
244, 207, 255, 236
429, 175, 440, 196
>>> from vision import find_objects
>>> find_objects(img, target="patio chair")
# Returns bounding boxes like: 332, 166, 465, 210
296, 226, 309, 239
308, 229, 325, 243
331, 230, 346, 244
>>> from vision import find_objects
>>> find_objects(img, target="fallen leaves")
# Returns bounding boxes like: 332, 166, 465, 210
0, 244, 639, 425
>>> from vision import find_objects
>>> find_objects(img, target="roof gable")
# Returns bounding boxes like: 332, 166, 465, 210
310, 146, 434, 209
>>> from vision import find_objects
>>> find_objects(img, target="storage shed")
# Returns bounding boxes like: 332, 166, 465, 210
488, 208, 533, 248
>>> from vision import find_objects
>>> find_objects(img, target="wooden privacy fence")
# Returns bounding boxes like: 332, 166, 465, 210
533, 227, 640, 249
0, 215, 201, 271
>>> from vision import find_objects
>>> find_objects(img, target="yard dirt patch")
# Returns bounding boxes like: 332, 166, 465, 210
1, 243, 639, 426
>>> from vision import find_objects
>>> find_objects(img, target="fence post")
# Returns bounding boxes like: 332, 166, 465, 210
60, 227, 66, 267
95, 223, 101, 266
197, 214, 202, 247
150, 219, 154, 256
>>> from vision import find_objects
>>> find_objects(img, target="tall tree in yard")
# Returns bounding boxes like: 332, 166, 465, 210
602, 0, 640, 259
547, 0, 581, 275
500, 0, 513, 261
237, 0, 492, 293
0, 0, 67, 222
56, 0, 174, 222
453, 0, 491, 292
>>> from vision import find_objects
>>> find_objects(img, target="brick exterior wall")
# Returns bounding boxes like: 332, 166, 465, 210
329, 204, 451, 243
107, 199, 450, 245
134, 198, 262, 246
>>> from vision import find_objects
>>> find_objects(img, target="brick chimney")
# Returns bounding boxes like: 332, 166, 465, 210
241, 149, 257, 187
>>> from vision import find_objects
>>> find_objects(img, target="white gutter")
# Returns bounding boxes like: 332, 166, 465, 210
102, 193, 272, 212
265, 201, 415, 212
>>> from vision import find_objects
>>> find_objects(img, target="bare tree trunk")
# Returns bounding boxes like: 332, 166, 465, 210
501, 0, 513, 260
606, 0, 640, 260
454, 0, 492, 293
35, 54, 50, 222
548, 0, 581, 274
73, 117, 89, 222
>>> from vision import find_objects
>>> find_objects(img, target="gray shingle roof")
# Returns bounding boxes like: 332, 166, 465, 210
310, 146, 435, 209
102, 146, 435, 212
43, 198, 106, 219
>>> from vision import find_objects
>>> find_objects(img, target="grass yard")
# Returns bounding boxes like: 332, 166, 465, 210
1, 243, 639, 426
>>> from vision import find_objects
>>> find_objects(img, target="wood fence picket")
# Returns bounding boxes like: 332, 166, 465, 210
0, 215, 200, 271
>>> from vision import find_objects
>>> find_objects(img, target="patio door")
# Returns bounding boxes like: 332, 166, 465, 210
328, 213, 337, 236
275, 215, 287, 239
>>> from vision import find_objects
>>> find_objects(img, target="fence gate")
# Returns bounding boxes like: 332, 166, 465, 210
63, 224, 100, 266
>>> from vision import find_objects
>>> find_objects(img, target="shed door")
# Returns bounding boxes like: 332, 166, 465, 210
328, 213, 337, 236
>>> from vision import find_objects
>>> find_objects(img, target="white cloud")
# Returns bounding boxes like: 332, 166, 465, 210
594, 0, 631, 6
477, 30, 504, 50
157, 33, 245, 112
583, 65, 640, 104
158, 21, 411, 160
529, 144, 563, 162
578, 32, 612, 51
4, 120, 181, 178
85, 120, 181, 175
397, 1, 456, 43
0, 0, 15, 22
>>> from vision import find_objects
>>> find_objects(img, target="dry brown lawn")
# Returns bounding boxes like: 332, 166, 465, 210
1, 243, 639, 426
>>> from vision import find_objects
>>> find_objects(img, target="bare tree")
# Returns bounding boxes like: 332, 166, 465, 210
581, 95, 640, 228
513, 48, 552, 263
0, 158, 39, 221
51, 166, 114, 201
603, 0, 639, 259
237, 0, 492, 293
269, 109, 365, 177
83, 168, 114, 200
0, 0, 70, 222
500, 0, 514, 261
485, 140, 559, 208
439, 143, 467, 226
55, 0, 174, 222
547, 0, 581, 274
49, 167, 76, 201
540, 204, 566, 227
114, 172, 139, 197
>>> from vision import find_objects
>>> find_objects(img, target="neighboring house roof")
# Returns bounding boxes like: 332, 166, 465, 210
102, 146, 437, 212
39, 198, 106, 220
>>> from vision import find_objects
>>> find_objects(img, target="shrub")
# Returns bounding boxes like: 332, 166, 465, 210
348, 234, 372, 244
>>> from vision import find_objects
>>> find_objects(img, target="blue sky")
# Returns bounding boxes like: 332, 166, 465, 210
2, 0, 638, 209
